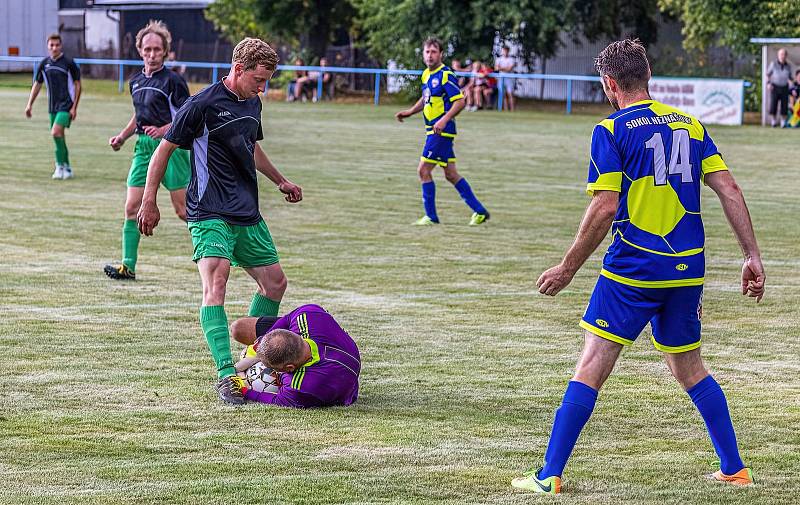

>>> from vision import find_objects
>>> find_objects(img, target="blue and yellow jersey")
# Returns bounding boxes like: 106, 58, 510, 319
421, 64, 464, 137
587, 100, 729, 287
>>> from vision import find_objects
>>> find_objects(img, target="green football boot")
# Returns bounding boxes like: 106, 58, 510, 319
511, 467, 562, 494
469, 212, 490, 226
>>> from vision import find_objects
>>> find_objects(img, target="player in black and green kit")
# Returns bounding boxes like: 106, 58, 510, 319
25, 33, 81, 180
105, 21, 191, 280
138, 38, 303, 405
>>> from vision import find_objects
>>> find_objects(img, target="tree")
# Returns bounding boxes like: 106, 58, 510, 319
659, 0, 800, 55
355, 0, 661, 70
206, 0, 356, 59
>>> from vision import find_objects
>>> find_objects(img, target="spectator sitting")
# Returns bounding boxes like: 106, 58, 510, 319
307, 57, 333, 102
287, 58, 308, 102
494, 45, 516, 111
470, 62, 496, 111
451, 58, 474, 109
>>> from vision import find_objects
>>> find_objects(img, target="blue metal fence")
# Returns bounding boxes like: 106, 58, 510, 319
0, 55, 750, 115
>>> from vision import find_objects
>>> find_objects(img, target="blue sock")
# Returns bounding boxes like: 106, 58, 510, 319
421, 181, 439, 222
539, 381, 598, 479
687, 375, 745, 475
454, 178, 487, 215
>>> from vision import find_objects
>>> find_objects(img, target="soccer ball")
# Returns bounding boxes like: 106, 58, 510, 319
237, 348, 279, 394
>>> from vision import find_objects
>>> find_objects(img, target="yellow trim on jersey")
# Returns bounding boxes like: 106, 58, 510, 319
600, 268, 704, 288
618, 235, 704, 257
425, 131, 456, 138
303, 337, 320, 367
421, 156, 448, 167
442, 70, 455, 84
424, 96, 445, 122
701, 153, 728, 174
421, 64, 445, 84
579, 320, 634, 346
291, 367, 306, 389
586, 171, 622, 195
648, 101, 705, 140
449, 93, 464, 102
598, 118, 615, 134
650, 335, 702, 353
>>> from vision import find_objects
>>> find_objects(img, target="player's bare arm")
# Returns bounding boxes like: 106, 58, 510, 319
69, 80, 82, 120
137, 139, 178, 235
705, 170, 765, 302
24, 81, 42, 118
433, 97, 465, 134
109, 113, 137, 150
395, 97, 424, 122
253, 142, 303, 203
537, 190, 618, 296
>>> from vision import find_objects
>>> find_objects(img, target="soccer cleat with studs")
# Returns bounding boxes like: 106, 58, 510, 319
511, 467, 562, 494
413, 215, 439, 226
52, 164, 64, 179
469, 211, 490, 226
707, 467, 753, 486
104, 264, 136, 280
216, 375, 246, 405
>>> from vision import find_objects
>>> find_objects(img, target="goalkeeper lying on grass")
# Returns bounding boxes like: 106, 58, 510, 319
230, 304, 360, 408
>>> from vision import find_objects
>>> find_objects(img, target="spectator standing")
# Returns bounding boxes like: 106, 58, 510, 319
767, 48, 792, 127
494, 46, 516, 111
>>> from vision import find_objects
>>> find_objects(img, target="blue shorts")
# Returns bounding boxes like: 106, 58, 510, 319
580, 275, 703, 353
420, 134, 456, 167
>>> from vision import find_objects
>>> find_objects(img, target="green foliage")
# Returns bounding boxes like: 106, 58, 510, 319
659, 0, 800, 55
206, 0, 356, 58
204, 0, 262, 43
355, 0, 660, 70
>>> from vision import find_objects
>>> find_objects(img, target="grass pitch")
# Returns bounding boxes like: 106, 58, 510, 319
0, 80, 798, 505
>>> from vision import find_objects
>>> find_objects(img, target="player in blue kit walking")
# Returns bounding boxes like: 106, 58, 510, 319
395, 37, 489, 226
511, 39, 765, 494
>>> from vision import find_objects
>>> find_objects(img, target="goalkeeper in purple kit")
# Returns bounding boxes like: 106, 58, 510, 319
229, 304, 360, 408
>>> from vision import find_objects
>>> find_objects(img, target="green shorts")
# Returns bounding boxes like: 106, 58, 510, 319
49, 111, 71, 128
127, 134, 191, 191
188, 219, 280, 268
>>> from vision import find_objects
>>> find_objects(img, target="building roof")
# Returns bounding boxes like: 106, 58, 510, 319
89, 0, 214, 9
750, 38, 800, 44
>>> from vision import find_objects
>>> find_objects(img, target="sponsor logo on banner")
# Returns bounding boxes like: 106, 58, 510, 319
649, 78, 744, 125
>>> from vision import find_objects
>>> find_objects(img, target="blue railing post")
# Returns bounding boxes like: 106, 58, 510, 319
497, 77, 504, 111
317, 72, 323, 102
32, 62, 38, 84
566, 79, 573, 114
374, 73, 380, 105
212, 66, 218, 84
118, 63, 124, 93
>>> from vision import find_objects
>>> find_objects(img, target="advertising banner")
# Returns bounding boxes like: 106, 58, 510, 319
649, 77, 744, 125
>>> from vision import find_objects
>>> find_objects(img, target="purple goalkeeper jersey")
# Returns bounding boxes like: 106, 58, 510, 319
244, 304, 360, 408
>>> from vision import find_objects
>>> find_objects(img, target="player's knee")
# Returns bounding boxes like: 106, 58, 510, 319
229, 319, 252, 344
203, 276, 228, 304
444, 170, 460, 183
124, 200, 141, 219
271, 271, 288, 295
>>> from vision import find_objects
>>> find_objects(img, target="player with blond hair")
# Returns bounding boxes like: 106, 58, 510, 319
137, 38, 303, 405
105, 20, 191, 280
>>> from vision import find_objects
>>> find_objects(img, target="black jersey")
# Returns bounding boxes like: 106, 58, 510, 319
165, 79, 264, 226
35, 55, 81, 113
129, 66, 190, 134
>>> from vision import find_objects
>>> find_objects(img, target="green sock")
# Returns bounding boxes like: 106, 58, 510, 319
248, 292, 280, 317
53, 136, 69, 166
122, 219, 140, 272
200, 305, 235, 379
